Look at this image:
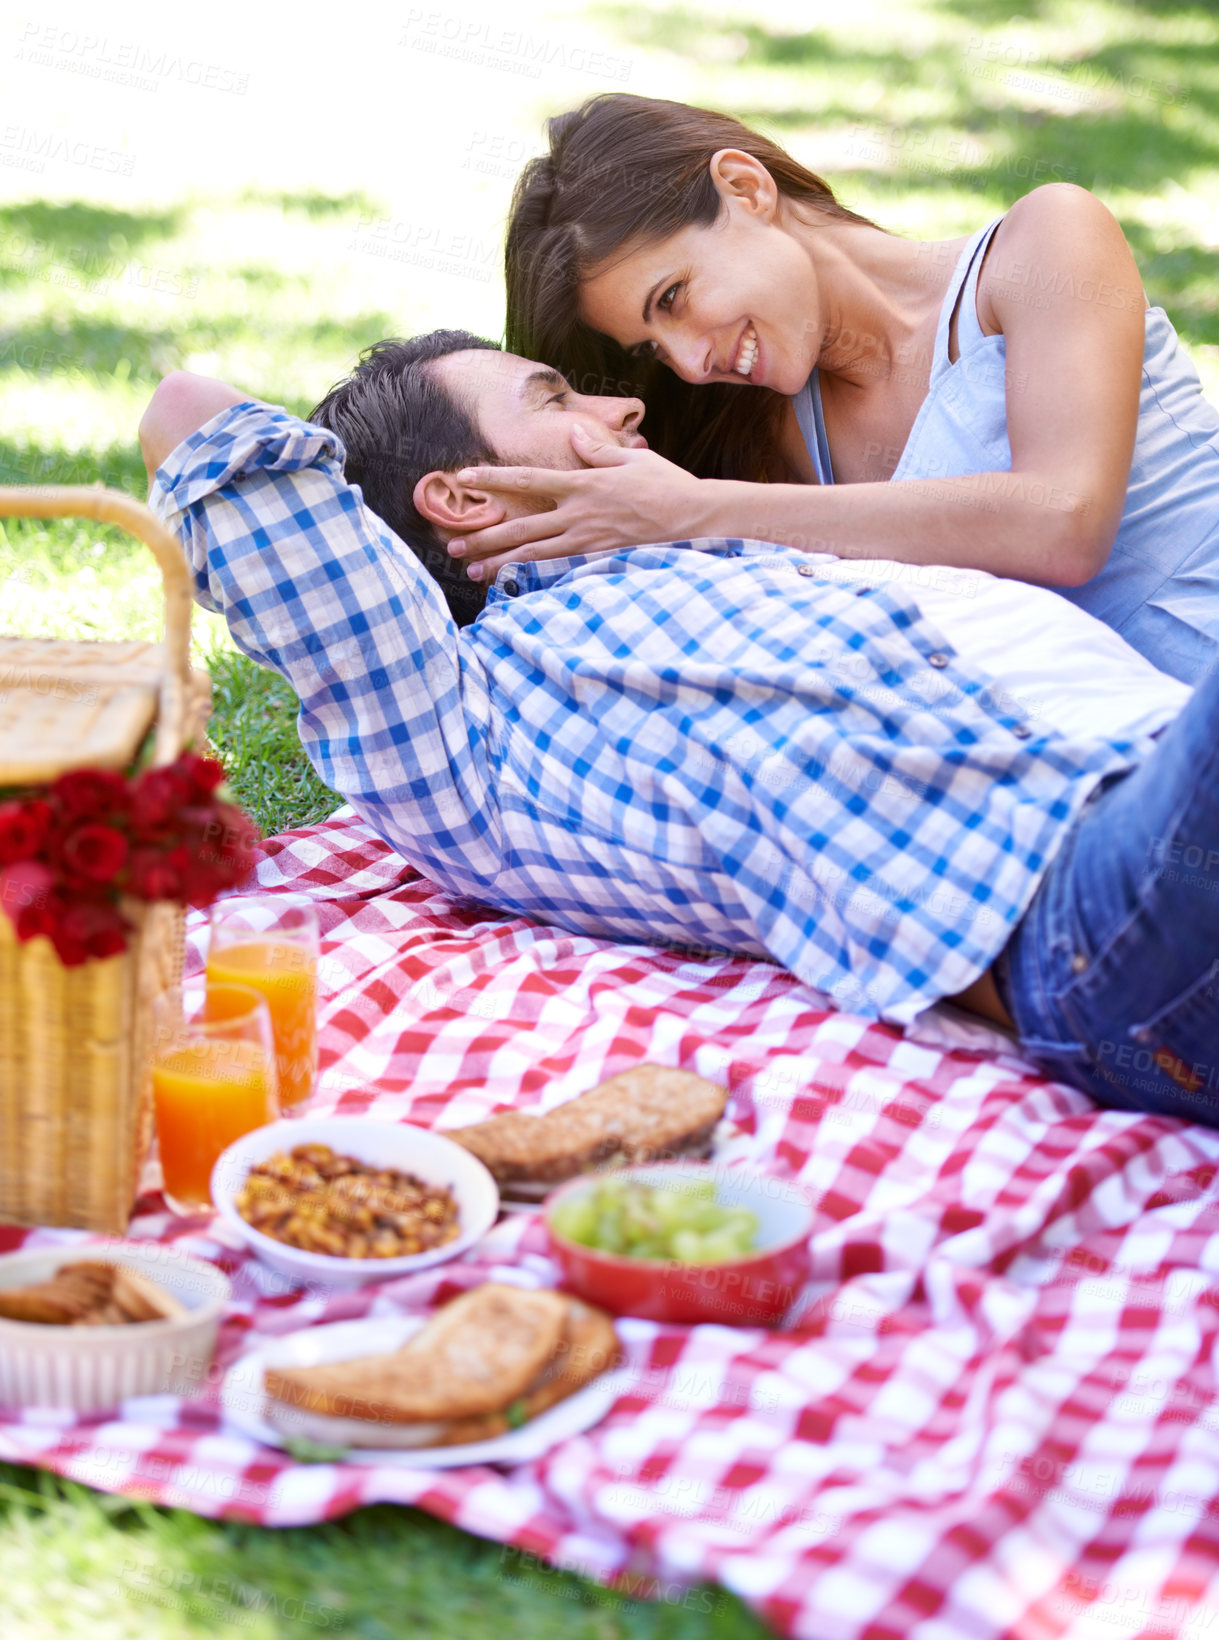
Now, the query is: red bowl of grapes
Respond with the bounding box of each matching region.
[544,1163,815,1326]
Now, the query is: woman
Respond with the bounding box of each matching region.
[451,94,1219,685]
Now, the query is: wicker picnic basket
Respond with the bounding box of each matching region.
[0,486,211,1232]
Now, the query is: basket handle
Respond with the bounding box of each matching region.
[0,484,193,764]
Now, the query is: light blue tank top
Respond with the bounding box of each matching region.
[792,218,1219,685]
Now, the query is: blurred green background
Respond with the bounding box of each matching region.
[1,0,1217,1633]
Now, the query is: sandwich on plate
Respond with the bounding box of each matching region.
[262,1283,620,1449]
[448,1064,728,1202]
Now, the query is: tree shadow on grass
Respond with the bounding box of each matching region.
[0,434,155,589]
[0,188,389,255]
[0,309,402,394]
[235,186,385,220]
[0,432,146,496]
[0,194,404,392]
[0,200,185,259]
[927,0,1215,23]
[595,5,1216,176]
[592,5,1218,343]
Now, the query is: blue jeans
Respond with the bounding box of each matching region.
[995,660,1219,1124]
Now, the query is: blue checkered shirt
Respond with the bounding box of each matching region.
[152,402,1155,1026]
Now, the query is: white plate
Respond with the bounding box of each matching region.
[221,1313,628,1468]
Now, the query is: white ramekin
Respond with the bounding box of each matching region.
[0,1240,231,1411]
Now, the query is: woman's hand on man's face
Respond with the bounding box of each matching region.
[446,424,703,581]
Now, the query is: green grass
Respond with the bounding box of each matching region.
[204,647,339,837]
[0,1465,767,1638]
[2,0,1217,1630]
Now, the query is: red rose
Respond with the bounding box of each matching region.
[56,899,130,964]
[47,909,88,966]
[174,805,256,906]
[129,765,193,836]
[177,752,227,802]
[0,799,53,865]
[50,768,130,823]
[61,823,129,884]
[208,802,262,872]
[0,861,58,939]
[161,843,200,906]
[127,846,184,901]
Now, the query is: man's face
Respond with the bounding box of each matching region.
[414,348,647,543]
[436,347,645,468]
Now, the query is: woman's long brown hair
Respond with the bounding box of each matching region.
[505,94,879,484]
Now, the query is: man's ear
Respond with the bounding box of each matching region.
[413,471,507,535]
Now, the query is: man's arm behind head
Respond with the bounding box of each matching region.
[138,371,257,485]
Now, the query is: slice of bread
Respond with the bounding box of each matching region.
[448,1065,728,1190]
[430,1296,621,1446]
[263,1284,570,1424]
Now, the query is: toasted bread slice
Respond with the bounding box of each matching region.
[432,1297,621,1446]
[493,1131,717,1203]
[449,1066,728,1190]
[263,1284,570,1424]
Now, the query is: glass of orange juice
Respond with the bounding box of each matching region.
[151,982,279,1214]
[206,896,320,1112]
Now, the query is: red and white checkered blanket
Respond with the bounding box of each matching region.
[4,810,1219,1640]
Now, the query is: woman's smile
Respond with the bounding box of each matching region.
[731,322,759,381]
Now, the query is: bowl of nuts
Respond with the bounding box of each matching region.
[211,1118,500,1290]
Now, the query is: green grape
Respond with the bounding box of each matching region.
[694,1227,746,1263]
[552,1178,762,1262]
[622,1193,661,1244]
[652,1190,692,1229]
[671,1229,706,1263]
[550,1197,598,1245]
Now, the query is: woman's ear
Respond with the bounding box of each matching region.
[708,149,779,221]
[413,471,507,535]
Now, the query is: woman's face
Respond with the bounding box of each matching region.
[578,165,823,398]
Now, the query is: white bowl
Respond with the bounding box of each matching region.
[211,1117,500,1292]
[0,1241,231,1411]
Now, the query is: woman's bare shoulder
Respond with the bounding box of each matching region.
[999,183,1126,252]
[978,185,1145,331]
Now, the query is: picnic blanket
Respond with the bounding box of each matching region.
[3,808,1219,1640]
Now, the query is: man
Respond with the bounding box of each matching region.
[138,333,1219,1122]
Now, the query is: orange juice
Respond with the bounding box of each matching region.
[206,938,318,1108]
[152,1039,274,1210]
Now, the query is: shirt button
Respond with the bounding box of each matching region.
[1012,725,1032,739]
[797,563,817,577]
[1071,953,1089,974]
[928,652,949,668]
[501,578,520,597]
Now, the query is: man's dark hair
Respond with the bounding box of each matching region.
[309,330,501,628]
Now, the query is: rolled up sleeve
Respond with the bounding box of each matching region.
[149,401,501,894]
